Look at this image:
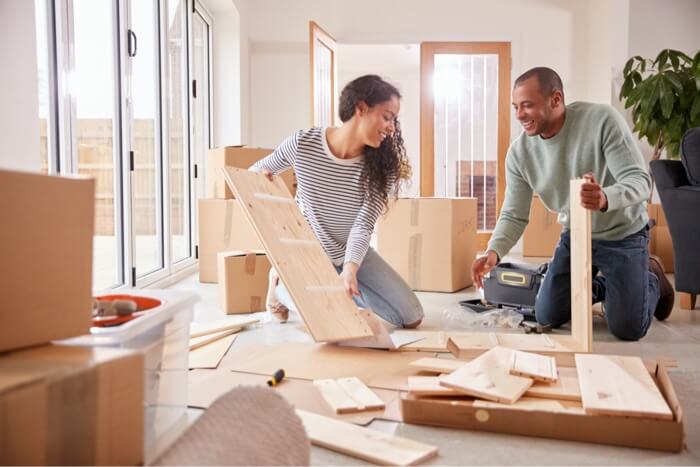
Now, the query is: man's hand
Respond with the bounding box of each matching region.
[340,262,361,297]
[261,168,274,181]
[471,250,499,289]
[580,173,608,211]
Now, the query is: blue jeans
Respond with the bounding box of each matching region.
[535,226,660,341]
[275,248,424,327]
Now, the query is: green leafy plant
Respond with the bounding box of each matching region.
[620,49,700,159]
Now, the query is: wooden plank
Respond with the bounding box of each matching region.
[510,350,558,382]
[314,379,361,414]
[409,357,464,374]
[222,168,374,342]
[188,334,237,369]
[473,397,585,415]
[407,377,462,397]
[525,366,581,401]
[336,377,385,411]
[570,178,593,352]
[439,346,533,404]
[189,316,258,338]
[296,409,438,465]
[446,334,578,366]
[189,328,236,350]
[575,354,673,420]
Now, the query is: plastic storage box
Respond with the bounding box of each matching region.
[59,289,197,463]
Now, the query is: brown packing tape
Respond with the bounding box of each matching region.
[409,199,420,227]
[250,296,262,311]
[244,252,257,275]
[224,201,233,244]
[47,369,98,464]
[408,234,422,289]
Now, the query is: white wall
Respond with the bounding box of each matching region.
[245,0,618,152]
[338,44,421,196]
[0,0,40,172]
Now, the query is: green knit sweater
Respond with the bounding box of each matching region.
[487,102,651,259]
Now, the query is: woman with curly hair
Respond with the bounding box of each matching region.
[250,74,423,328]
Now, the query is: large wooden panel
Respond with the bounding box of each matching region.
[575,354,673,420]
[222,168,373,342]
[439,346,533,403]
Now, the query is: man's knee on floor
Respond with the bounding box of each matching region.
[535,307,569,329]
[608,320,647,341]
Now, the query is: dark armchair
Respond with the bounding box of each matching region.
[650,127,700,309]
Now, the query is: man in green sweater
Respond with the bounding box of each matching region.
[472,67,674,340]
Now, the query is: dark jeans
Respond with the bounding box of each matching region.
[535,226,660,341]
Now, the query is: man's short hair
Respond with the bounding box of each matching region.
[514,67,564,98]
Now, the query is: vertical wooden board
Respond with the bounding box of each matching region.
[575,354,673,420]
[314,379,361,414]
[569,179,592,352]
[439,346,533,404]
[336,377,385,411]
[510,350,558,382]
[296,409,438,465]
[525,366,581,401]
[222,168,373,342]
[408,357,464,374]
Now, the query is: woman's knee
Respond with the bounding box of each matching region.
[400,299,424,328]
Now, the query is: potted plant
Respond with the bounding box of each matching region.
[619,48,700,160]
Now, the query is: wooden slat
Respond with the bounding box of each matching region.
[525,366,581,401]
[296,409,438,465]
[439,346,533,404]
[408,357,463,374]
[510,350,558,383]
[189,328,236,351]
[407,377,462,397]
[314,379,361,414]
[188,334,238,369]
[222,168,374,342]
[336,377,385,411]
[473,396,585,415]
[575,354,673,420]
[570,178,593,352]
[189,316,258,338]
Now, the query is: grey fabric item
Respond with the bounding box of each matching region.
[681,127,700,185]
[155,386,310,466]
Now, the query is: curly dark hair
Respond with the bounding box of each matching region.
[338,75,411,207]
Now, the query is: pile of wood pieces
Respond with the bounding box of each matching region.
[188,316,258,369]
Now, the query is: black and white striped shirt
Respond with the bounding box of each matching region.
[250,127,387,266]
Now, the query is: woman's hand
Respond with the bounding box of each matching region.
[261,168,274,181]
[340,262,361,297]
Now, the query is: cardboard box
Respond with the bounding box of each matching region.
[523,195,562,257]
[648,203,674,272]
[400,360,683,452]
[207,146,297,199]
[0,170,94,352]
[376,198,477,292]
[217,251,271,314]
[198,199,263,283]
[0,344,144,465]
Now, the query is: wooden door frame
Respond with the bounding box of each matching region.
[309,21,338,127]
[420,42,511,251]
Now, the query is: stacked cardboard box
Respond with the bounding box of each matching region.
[218,251,271,314]
[376,198,478,293]
[199,146,296,283]
[0,169,145,465]
[522,195,562,258]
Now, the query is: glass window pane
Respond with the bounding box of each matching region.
[73,0,121,289]
[192,12,210,201]
[166,0,191,263]
[131,0,163,276]
[35,0,50,174]
[434,53,499,230]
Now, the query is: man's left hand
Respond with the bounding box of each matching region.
[580,173,608,211]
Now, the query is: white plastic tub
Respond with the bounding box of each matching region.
[60,289,197,464]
